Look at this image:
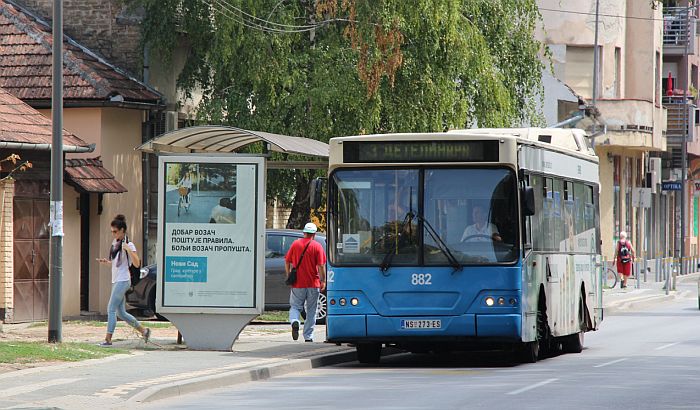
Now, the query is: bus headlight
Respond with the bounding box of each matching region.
[497,297,505,306]
[485,297,495,307]
[509,298,517,306]
[350,298,359,306]
[339,298,347,306]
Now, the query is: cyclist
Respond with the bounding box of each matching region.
[178,172,193,210]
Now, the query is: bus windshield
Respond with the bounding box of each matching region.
[329,168,519,266]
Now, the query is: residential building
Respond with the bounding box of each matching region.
[537,0,667,262]
[661,1,700,259]
[0,0,162,320]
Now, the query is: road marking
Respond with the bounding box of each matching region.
[655,342,681,350]
[593,358,628,368]
[0,378,83,398]
[506,378,557,395]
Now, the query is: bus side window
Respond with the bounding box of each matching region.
[543,177,555,251]
[523,174,532,250]
[563,181,575,252]
[530,175,544,251]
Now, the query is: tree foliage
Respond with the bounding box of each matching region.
[134,0,547,227]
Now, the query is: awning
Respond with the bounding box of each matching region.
[64,158,127,193]
[136,126,329,158]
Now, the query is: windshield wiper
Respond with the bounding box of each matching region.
[414,213,463,273]
[379,210,414,274]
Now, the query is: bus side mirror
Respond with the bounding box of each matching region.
[310,178,324,209]
[522,186,536,216]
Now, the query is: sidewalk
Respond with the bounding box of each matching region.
[603,272,700,312]
[0,323,354,409]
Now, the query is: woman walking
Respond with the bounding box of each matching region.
[96,214,151,346]
[614,231,636,289]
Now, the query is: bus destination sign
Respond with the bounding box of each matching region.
[343,140,499,163]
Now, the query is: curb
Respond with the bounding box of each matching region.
[128,349,356,403]
[604,290,693,313]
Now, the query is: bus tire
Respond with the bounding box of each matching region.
[518,341,539,363]
[562,295,586,354]
[356,343,382,364]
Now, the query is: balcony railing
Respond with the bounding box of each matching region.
[663,7,697,54]
[662,96,694,143]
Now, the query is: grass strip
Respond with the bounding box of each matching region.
[0,342,127,364]
[29,320,173,329]
[256,311,288,322]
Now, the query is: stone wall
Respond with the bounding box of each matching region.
[15,0,143,77]
[0,179,14,322]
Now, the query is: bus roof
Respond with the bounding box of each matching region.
[447,128,595,159]
[330,128,597,162]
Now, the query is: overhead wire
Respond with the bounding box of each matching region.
[539,7,681,23]
[206,0,328,33]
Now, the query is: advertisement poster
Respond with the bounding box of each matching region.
[160,160,259,308]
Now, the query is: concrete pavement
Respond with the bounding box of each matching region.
[0,275,697,409]
[0,324,353,409]
[603,271,700,313]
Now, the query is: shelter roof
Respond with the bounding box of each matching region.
[138,126,329,159]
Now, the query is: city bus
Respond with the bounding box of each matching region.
[315,128,603,363]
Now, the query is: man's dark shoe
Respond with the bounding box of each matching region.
[305,339,313,343]
[291,321,299,341]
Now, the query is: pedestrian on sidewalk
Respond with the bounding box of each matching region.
[285,222,326,342]
[96,214,151,346]
[614,231,636,289]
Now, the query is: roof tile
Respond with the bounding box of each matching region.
[0,86,88,146]
[64,158,127,193]
[0,0,161,104]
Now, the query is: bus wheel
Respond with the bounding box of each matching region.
[562,295,585,354]
[518,341,539,363]
[356,343,382,364]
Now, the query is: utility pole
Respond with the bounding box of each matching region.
[591,0,600,146]
[677,5,692,291]
[48,0,63,343]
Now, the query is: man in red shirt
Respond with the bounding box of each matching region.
[285,222,327,342]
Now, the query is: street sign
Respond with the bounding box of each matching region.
[662,181,682,191]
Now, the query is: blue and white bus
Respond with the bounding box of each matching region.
[318,128,602,363]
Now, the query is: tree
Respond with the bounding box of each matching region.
[135,0,547,227]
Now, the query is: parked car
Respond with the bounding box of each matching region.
[126,229,328,323]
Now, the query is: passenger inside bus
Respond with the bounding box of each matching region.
[460,204,502,242]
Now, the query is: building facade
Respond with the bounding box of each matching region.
[0,0,162,320]
[662,0,700,260]
[537,0,667,263]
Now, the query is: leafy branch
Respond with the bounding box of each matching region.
[0,154,33,182]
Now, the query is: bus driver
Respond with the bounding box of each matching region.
[460,204,502,242]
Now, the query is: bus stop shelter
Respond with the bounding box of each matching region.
[135,125,329,350]
[137,125,329,167]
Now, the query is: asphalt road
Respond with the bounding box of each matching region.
[146,295,700,410]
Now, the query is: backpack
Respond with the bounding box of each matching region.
[619,240,631,264]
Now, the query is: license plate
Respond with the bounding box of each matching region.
[400,319,441,329]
